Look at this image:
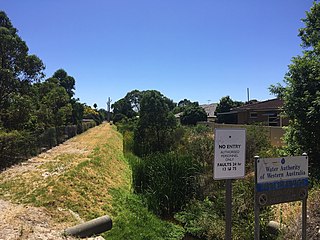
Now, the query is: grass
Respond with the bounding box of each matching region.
[272,180,320,239]
[105,188,184,240]
[0,123,184,239]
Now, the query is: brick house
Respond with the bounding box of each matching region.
[217,98,288,127]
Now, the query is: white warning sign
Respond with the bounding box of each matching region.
[214,128,246,179]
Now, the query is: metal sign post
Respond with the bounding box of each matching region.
[225,179,232,240]
[254,156,260,240]
[214,128,246,240]
[302,197,307,240]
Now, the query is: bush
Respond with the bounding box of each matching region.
[123,131,134,153]
[0,130,37,170]
[81,121,96,133]
[182,127,214,167]
[175,176,276,240]
[129,152,201,217]
[66,125,77,138]
[245,124,272,172]
[39,127,57,148]
[113,113,127,124]
[77,123,84,134]
[0,122,97,171]
[171,124,277,239]
[56,125,68,144]
[175,198,225,239]
[115,117,137,135]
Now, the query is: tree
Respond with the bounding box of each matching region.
[298,2,320,49]
[52,69,75,97]
[270,2,320,177]
[215,96,243,123]
[112,89,177,121]
[70,99,84,125]
[0,11,44,129]
[112,90,143,119]
[173,99,198,114]
[112,98,136,119]
[124,89,143,112]
[133,90,177,156]
[98,108,108,121]
[1,93,35,130]
[180,106,207,125]
[34,78,72,128]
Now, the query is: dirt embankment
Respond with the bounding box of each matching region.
[0,123,120,240]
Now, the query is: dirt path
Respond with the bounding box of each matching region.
[0,123,115,240]
[0,199,73,240]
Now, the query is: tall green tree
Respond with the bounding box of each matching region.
[52,69,75,98]
[215,96,243,123]
[133,90,177,156]
[112,89,176,121]
[0,11,44,129]
[180,106,207,125]
[112,90,142,120]
[125,89,143,112]
[112,98,136,120]
[52,69,83,125]
[270,2,320,177]
[173,99,199,114]
[34,78,72,128]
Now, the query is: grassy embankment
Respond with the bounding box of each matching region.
[0,123,184,239]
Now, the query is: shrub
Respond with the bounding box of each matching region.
[0,122,97,170]
[81,121,96,132]
[77,123,84,134]
[123,131,134,153]
[115,117,137,135]
[183,129,214,167]
[175,198,225,239]
[0,130,37,170]
[66,125,77,138]
[113,113,127,124]
[56,125,68,144]
[39,127,57,148]
[129,152,201,217]
[245,124,272,172]
[175,176,276,240]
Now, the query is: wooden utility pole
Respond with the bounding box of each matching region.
[107,97,112,122]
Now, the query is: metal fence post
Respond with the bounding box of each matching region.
[254,156,260,240]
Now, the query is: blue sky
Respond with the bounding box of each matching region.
[1,1,314,109]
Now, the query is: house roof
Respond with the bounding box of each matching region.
[231,98,283,112]
[174,103,218,118]
[200,103,217,118]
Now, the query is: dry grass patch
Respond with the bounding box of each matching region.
[271,187,320,239]
[0,123,130,224]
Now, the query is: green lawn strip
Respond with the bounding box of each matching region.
[104,188,185,240]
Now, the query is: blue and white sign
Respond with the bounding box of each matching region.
[256,156,308,192]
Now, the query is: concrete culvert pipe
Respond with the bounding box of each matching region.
[267,221,280,235]
[64,215,112,238]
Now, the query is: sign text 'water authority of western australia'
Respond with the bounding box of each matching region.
[214,128,246,180]
[255,156,308,206]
